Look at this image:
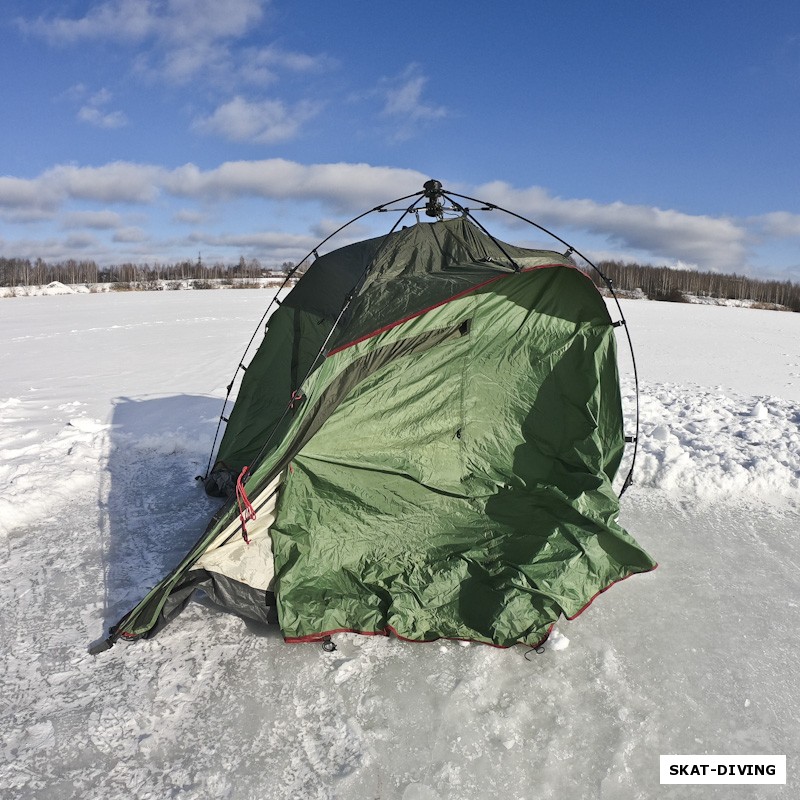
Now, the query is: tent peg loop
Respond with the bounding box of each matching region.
[524,646,546,661]
[321,636,337,653]
[88,636,115,655]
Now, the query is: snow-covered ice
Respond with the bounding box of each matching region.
[1,291,798,798]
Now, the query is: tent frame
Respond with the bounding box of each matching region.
[201,180,640,497]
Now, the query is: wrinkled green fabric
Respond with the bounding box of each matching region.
[214,305,330,470]
[216,217,572,472]
[269,267,654,646]
[114,218,655,646]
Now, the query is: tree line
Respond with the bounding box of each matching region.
[2,253,799,311]
[587,260,800,311]
[0,256,300,287]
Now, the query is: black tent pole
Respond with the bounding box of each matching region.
[204,182,641,498]
[200,190,425,481]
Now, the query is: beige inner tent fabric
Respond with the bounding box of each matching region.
[193,472,283,592]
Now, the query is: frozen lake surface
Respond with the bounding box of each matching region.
[1,290,798,798]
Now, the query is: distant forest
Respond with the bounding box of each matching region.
[0,256,297,287]
[1,254,799,311]
[588,260,800,311]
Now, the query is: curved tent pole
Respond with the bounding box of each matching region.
[201,190,425,481]
[203,182,640,497]
[439,188,640,497]
[240,193,432,476]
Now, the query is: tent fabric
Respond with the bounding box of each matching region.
[112,217,655,648]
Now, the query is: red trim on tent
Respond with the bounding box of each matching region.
[283,622,553,651]
[565,563,659,621]
[285,626,389,643]
[281,565,657,649]
[327,262,576,356]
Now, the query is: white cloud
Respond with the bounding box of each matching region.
[381,65,448,122]
[20,0,158,43]
[0,157,784,272]
[0,208,55,224]
[149,38,226,85]
[0,234,116,264]
[0,163,162,212]
[237,45,333,86]
[192,96,321,144]
[162,159,427,210]
[753,212,800,238]
[78,106,128,129]
[89,87,113,105]
[471,181,749,272]
[67,86,129,129]
[44,163,163,204]
[173,209,209,225]
[64,233,98,250]
[0,176,51,209]
[21,0,263,44]
[62,211,123,229]
[21,0,272,86]
[374,64,448,141]
[113,227,149,243]
[187,230,316,251]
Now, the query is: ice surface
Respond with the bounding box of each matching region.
[1,291,798,798]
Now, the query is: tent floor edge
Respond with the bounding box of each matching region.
[87,636,115,656]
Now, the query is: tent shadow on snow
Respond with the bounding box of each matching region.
[102,394,280,637]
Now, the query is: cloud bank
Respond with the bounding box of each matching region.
[192,97,321,144]
[20,0,266,84]
[471,181,749,271]
[0,158,794,272]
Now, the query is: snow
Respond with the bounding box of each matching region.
[0,279,286,298]
[1,291,799,798]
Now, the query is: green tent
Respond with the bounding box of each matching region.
[105,197,655,651]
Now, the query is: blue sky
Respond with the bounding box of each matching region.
[1,1,799,279]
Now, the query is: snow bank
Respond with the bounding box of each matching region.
[629,383,800,503]
[0,278,287,298]
[42,281,76,295]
